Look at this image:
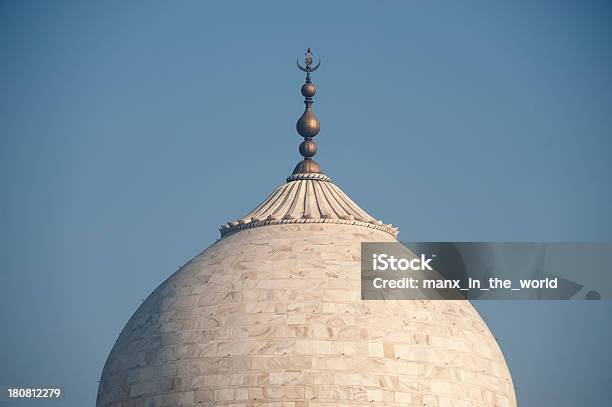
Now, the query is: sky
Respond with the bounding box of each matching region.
[1,1,611,405]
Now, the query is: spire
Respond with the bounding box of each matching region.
[293,48,322,176]
[218,50,398,238]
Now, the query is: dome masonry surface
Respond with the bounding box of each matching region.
[97,50,516,407]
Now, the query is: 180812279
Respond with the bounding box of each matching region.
[5,388,62,399]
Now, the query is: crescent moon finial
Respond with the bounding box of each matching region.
[296,48,321,74]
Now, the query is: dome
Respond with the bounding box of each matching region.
[97,49,516,407]
[98,223,516,407]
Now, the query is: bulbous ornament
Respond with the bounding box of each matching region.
[301,83,316,98]
[296,110,320,138]
[299,139,317,158]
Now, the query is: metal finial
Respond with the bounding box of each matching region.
[293,48,322,176]
[297,48,321,78]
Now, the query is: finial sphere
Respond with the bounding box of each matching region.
[299,139,317,158]
[301,83,316,98]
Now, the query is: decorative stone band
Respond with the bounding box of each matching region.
[220,174,398,238]
[220,217,398,237]
[286,172,331,182]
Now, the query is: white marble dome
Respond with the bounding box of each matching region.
[97,173,516,407]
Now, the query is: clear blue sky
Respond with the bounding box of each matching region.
[1,1,611,405]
